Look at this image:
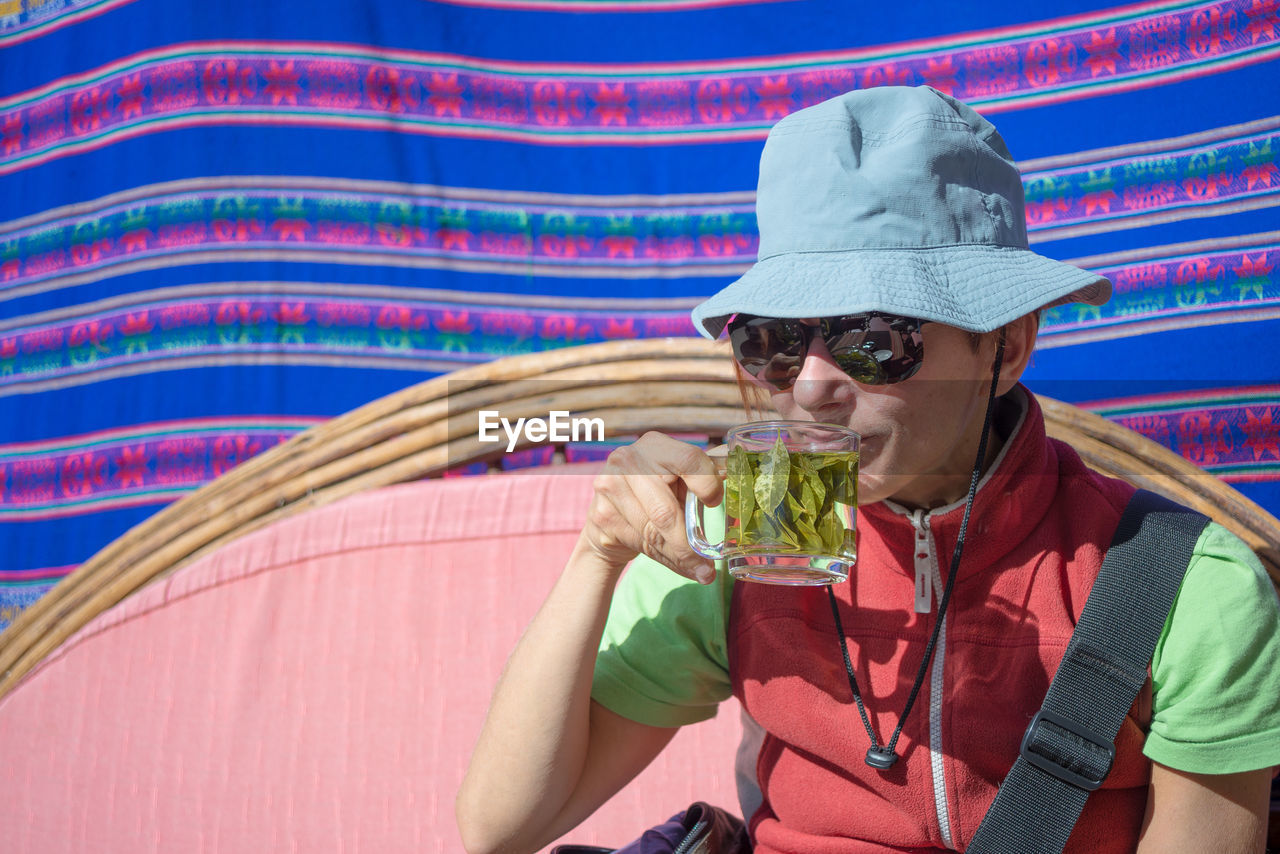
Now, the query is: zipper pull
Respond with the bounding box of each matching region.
[913,511,932,614]
[915,562,932,613]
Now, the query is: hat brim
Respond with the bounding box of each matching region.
[691,245,1111,338]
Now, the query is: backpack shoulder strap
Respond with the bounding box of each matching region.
[966,489,1211,854]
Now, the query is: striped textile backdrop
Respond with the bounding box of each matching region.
[1,0,1278,630]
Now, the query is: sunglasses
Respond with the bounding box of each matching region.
[726,312,925,389]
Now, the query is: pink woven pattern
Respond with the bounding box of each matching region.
[0,467,741,853]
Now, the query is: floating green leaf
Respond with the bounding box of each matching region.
[754,435,790,515]
[799,474,824,518]
[792,510,821,549]
[724,446,747,521]
[818,508,845,555]
[824,451,859,505]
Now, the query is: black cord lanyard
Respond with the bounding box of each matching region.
[829,338,1006,769]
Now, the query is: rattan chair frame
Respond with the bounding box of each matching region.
[2,337,1277,700]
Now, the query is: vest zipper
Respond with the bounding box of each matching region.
[910,508,956,850]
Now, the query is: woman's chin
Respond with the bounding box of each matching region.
[856,473,903,507]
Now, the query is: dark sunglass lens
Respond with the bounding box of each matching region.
[822,317,881,383]
[830,348,885,384]
[823,314,923,384]
[729,316,808,389]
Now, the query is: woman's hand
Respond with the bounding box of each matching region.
[580,431,725,583]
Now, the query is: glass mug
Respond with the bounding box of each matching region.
[685,420,860,585]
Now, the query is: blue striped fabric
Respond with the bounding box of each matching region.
[2,0,1278,628]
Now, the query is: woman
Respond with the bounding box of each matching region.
[456,86,1280,853]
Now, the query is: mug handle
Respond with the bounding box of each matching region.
[685,489,728,559]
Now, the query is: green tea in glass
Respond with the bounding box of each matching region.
[686,421,859,585]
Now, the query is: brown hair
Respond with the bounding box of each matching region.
[733,359,775,419]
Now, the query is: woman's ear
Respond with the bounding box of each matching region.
[995,312,1040,396]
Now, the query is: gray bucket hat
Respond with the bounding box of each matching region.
[691,86,1110,338]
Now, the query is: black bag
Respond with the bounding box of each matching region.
[551,801,751,854]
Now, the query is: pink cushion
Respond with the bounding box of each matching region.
[0,467,741,852]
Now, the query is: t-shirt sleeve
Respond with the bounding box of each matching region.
[1144,522,1280,774]
[591,550,735,728]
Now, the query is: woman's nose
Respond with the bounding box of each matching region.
[788,333,856,416]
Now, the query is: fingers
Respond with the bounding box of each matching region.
[586,432,722,583]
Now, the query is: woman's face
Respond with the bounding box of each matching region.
[766,322,1016,510]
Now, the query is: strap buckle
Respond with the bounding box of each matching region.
[1019,710,1115,792]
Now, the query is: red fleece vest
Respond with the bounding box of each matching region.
[729,390,1144,853]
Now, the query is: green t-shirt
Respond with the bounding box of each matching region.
[592,520,1280,775]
